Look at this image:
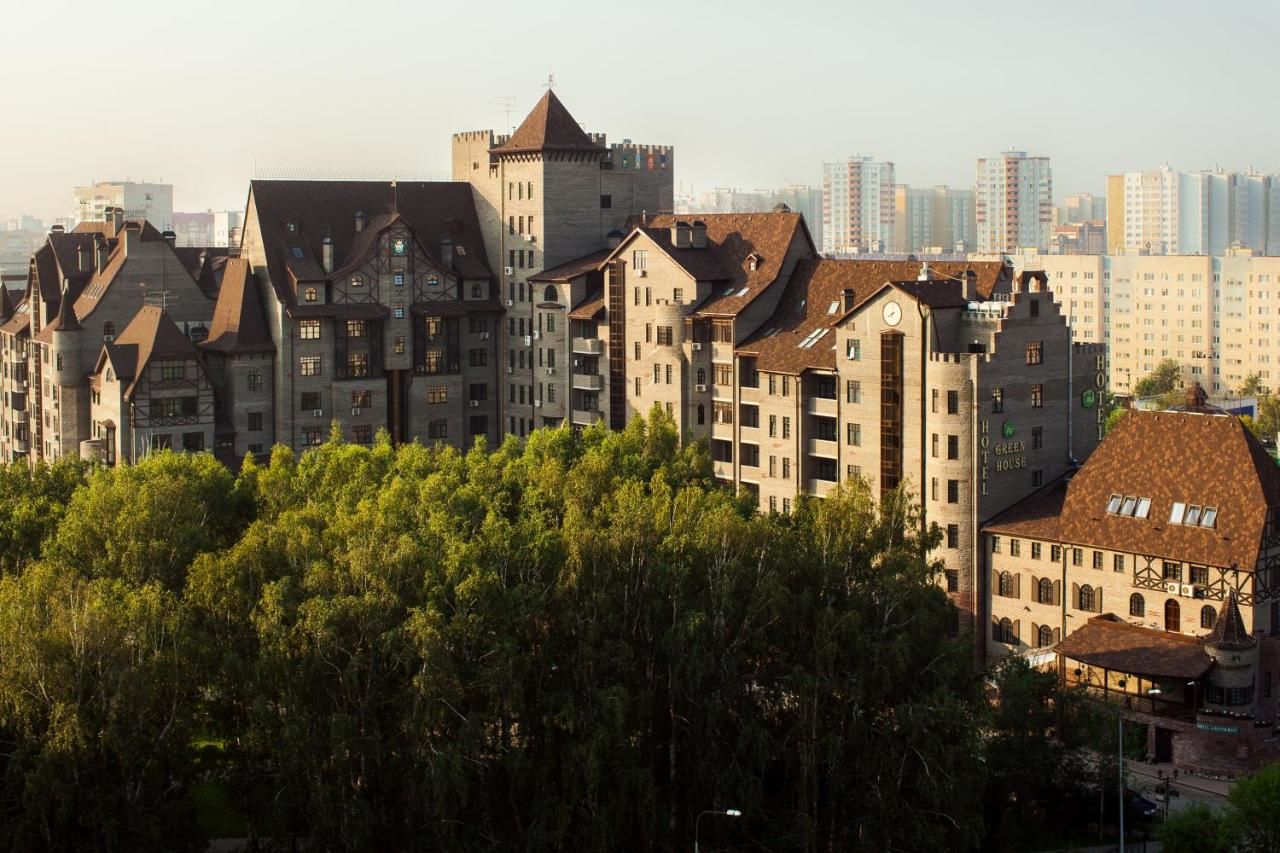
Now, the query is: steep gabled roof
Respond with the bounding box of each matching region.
[100,305,203,396]
[530,249,611,283]
[1205,590,1255,650]
[202,258,274,354]
[1054,614,1212,680]
[491,91,605,156]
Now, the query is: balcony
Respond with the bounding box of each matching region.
[807,438,839,458]
[571,408,603,426]
[13,410,27,424]
[713,460,734,482]
[806,478,837,498]
[572,373,604,391]
[806,396,838,417]
[572,337,604,356]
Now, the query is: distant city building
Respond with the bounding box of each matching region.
[1049,220,1106,255]
[976,151,1052,254]
[73,181,173,231]
[893,185,976,254]
[1106,166,1280,256]
[678,186,822,251]
[172,210,244,248]
[3,216,44,233]
[1054,192,1106,227]
[822,156,895,254]
[0,225,48,279]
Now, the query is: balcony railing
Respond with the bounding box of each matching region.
[571,409,603,426]
[807,437,839,458]
[806,396,838,416]
[571,337,604,356]
[572,373,604,391]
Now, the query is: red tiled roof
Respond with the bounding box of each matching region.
[1054,614,1212,680]
[491,91,605,156]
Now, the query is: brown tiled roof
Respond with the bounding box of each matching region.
[983,477,1069,537]
[1054,614,1212,680]
[1056,410,1280,571]
[568,288,605,320]
[101,306,203,396]
[248,180,493,308]
[491,91,605,156]
[35,286,83,343]
[0,299,30,336]
[1205,591,1255,650]
[616,213,811,317]
[202,258,274,354]
[735,258,997,375]
[530,249,611,282]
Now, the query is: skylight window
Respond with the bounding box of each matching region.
[1135,498,1151,519]
[828,301,840,314]
[1107,494,1123,514]
[1119,496,1137,516]
[722,286,736,296]
[291,247,304,259]
[798,328,830,349]
[1201,507,1218,528]
[736,287,749,297]
[1169,502,1186,524]
[1184,505,1202,526]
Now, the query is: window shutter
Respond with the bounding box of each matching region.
[1054,580,1061,606]
[1031,622,1039,645]
[1096,589,1103,613]
[1014,573,1021,599]
[991,618,1000,641]
[1031,575,1039,601]
[1012,619,1020,645]
[1053,628,1061,644]
[1072,582,1079,609]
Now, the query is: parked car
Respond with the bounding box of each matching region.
[1125,789,1159,819]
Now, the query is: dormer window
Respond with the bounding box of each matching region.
[351,275,364,288]
[1201,507,1218,528]
[304,287,317,303]
[1169,502,1186,524]
[1107,494,1122,514]
[286,221,297,233]
[1184,505,1202,526]
[747,253,761,272]
[102,321,115,342]
[291,247,304,259]
[1135,498,1151,519]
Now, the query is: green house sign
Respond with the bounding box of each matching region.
[1001,421,1015,439]
[1082,389,1097,409]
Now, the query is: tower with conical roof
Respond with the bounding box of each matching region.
[1201,590,1259,716]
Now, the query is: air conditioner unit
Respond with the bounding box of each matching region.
[312,409,323,418]
[1181,583,1197,598]
[529,235,537,244]
[479,331,490,340]
[691,342,703,351]
[505,299,514,307]
[523,335,532,346]
[1165,581,1181,594]
[533,330,542,340]
[572,357,581,368]
[504,266,515,276]
[469,400,480,408]
[637,269,647,277]
[351,407,361,416]
[545,367,556,376]
[695,384,708,392]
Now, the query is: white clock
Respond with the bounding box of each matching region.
[882,300,902,327]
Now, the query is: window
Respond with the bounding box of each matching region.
[352,390,372,408]
[394,302,405,319]
[846,380,861,403]
[666,364,672,384]
[947,435,959,459]
[632,250,648,272]
[945,570,959,592]
[714,364,732,386]
[946,524,959,548]
[300,356,321,376]
[1038,578,1054,604]
[932,389,938,413]
[299,320,320,340]
[247,412,263,432]
[346,320,366,338]
[1114,554,1125,572]
[1164,598,1180,632]
[247,368,262,392]
[846,339,861,360]
[1130,593,1145,617]
[1201,605,1216,629]
[350,274,364,288]
[345,353,369,377]
[103,321,115,340]
[947,479,959,503]
[352,425,373,445]
[158,360,185,381]
[673,288,683,303]
[1026,341,1043,365]
[393,335,405,355]
[1051,544,1062,562]
[428,420,448,440]
[1029,298,1039,317]
[997,572,1014,597]
[1031,384,1043,408]
[600,194,612,209]
[469,383,488,402]
[1190,566,1209,585]
[782,417,790,439]
[1032,542,1042,560]
[1037,625,1054,648]
[1010,539,1021,557]
[1169,501,1186,524]
[300,391,322,411]
[992,387,1004,412]
[991,535,1001,554]
[1201,507,1218,528]
[302,426,323,447]
[427,386,447,404]
[847,423,861,445]
[994,618,1015,645]
[947,390,959,414]
[149,397,198,419]
[469,416,487,436]
[1163,562,1182,582]
[1078,585,1095,612]
[768,415,777,437]
[782,457,790,479]
[304,287,317,303]
[1032,426,1043,450]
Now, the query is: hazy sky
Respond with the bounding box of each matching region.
[3,0,1278,221]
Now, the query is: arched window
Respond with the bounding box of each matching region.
[1201,605,1216,629]
[304,287,317,303]
[994,618,1015,645]
[697,368,706,386]
[1165,598,1180,632]
[1037,625,1054,648]
[1038,578,1054,605]
[103,321,115,340]
[106,368,113,382]
[1079,585,1095,612]
[1130,593,1145,618]
[696,404,705,425]
[544,285,557,303]
[998,572,1014,597]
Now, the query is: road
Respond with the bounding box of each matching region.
[1126,761,1232,817]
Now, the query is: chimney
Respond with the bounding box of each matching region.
[49,224,65,234]
[354,211,367,233]
[162,230,176,246]
[671,220,692,249]
[690,220,707,249]
[440,238,454,270]
[77,242,91,273]
[962,269,977,302]
[109,207,124,237]
[321,236,334,273]
[95,235,109,273]
[917,261,931,281]
[606,230,624,250]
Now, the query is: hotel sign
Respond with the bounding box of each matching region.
[1196,721,1239,735]
[980,419,1027,495]
[1093,354,1107,440]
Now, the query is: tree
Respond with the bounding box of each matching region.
[1256,395,1280,441]
[1229,761,1280,853]
[1133,359,1182,399]
[1239,373,1266,397]
[1105,406,1128,435]
[1159,804,1234,853]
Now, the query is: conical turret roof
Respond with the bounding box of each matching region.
[1204,589,1255,651]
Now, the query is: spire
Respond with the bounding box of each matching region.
[48,282,82,332]
[1205,589,1255,651]
[491,90,605,156]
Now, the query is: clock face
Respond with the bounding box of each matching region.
[882,300,902,326]
[391,238,407,256]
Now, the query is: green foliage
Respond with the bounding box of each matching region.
[1159,804,1233,853]
[0,458,87,575]
[0,418,992,852]
[1256,394,1280,440]
[1105,405,1128,435]
[1133,358,1182,399]
[1229,762,1280,853]
[1239,372,1266,397]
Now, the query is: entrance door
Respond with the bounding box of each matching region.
[1154,727,1174,763]
[1164,598,1180,632]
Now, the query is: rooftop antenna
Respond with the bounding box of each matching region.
[544,71,555,92]
[391,179,398,213]
[493,96,517,133]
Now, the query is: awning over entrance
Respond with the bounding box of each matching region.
[1054,614,1212,681]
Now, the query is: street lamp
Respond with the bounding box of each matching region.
[1156,768,1180,821]
[695,808,741,853]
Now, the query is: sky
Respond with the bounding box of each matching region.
[3,0,1278,222]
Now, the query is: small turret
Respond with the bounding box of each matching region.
[48,283,83,386]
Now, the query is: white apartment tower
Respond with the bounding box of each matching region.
[822,156,895,254]
[976,152,1052,254]
[73,181,174,231]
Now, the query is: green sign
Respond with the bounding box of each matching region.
[1082,389,1097,409]
[1001,421,1015,439]
[1196,721,1239,734]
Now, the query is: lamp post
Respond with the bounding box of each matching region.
[1156,768,1180,821]
[694,808,741,853]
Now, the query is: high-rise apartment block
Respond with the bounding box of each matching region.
[73,181,174,231]
[1106,166,1280,256]
[822,156,895,254]
[172,211,244,248]
[893,185,977,254]
[976,151,1052,254]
